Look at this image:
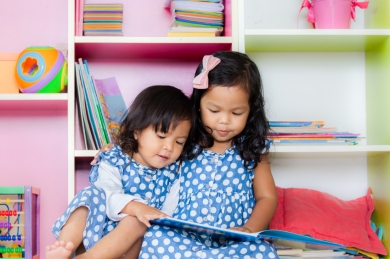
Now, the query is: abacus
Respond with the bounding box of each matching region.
[0,186,40,259]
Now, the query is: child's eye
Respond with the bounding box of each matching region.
[209,109,218,113]
[233,112,243,116]
[176,141,184,145]
[157,134,165,139]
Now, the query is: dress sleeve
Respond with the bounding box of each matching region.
[93,160,146,221]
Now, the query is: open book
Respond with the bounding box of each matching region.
[150,217,345,251]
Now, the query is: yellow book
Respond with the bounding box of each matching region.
[167,32,216,37]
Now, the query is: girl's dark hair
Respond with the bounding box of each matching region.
[117,85,193,161]
[189,51,269,168]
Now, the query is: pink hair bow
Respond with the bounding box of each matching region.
[351,0,369,21]
[193,55,221,89]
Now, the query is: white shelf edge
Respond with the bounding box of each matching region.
[75,150,99,158]
[75,145,390,159]
[244,29,390,36]
[0,93,68,101]
[74,36,233,44]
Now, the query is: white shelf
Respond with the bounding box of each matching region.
[75,36,234,44]
[0,93,68,110]
[245,29,390,52]
[74,145,390,160]
[75,150,98,157]
[269,145,390,158]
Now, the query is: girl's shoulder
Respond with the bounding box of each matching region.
[98,144,130,165]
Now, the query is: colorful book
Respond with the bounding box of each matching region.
[268,121,326,127]
[167,31,216,37]
[75,63,97,150]
[93,77,127,143]
[270,126,338,134]
[150,217,345,250]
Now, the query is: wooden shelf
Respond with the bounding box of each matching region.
[0,93,68,110]
[245,29,390,52]
[75,36,234,59]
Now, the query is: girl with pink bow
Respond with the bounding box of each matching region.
[139,51,279,258]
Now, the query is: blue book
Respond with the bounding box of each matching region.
[150,217,345,250]
[268,121,325,127]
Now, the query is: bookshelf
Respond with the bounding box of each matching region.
[239,0,390,254]
[3,0,388,256]
[69,0,390,255]
[68,0,238,197]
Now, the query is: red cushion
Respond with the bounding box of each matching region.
[270,187,387,255]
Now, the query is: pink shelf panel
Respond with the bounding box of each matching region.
[0,99,67,110]
[75,42,233,60]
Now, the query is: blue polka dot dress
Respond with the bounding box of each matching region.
[52,145,179,250]
[139,145,278,259]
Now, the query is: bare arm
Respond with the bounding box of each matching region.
[94,159,168,227]
[233,154,278,233]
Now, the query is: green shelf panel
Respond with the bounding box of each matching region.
[245,29,390,52]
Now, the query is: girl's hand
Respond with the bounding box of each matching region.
[90,143,114,165]
[229,226,253,233]
[126,201,169,228]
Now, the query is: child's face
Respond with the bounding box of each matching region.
[200,85,250,147]
[132,120,191,169]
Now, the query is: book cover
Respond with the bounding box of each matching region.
[93,77,127,143]
[150,217,345,250]
[75,63,97,150]
[76,61,102,149]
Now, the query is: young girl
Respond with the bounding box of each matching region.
[138,51,279,258]
[93,51,279,258]
[46,85,193,259]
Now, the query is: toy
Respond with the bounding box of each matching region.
[0,186,40,259]
[15,46,68,93]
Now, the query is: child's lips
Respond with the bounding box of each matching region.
[217,130,229,136]
[158,154,169,161]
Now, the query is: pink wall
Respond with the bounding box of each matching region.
[0,0,68,256]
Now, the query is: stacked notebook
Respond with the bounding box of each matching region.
[267,120,363,145]
[83,4,123,36]
[166,0,224,37]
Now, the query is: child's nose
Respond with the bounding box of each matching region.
[163,141,173,152]
[219,113,230,124]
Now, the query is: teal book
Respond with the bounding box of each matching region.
[150,217,345,251]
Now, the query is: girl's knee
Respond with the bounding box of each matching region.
[120,216,147,235]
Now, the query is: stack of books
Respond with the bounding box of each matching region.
[166,0,224,37]
[267,120,363,145]
[83,4,123,36]
[75,58,127,150]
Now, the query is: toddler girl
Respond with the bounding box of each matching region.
[46,85,193,259]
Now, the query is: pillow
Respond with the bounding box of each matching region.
[270,187,387,255]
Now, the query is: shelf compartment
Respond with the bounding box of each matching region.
[245,29,390,52]
[0,93,68,110]
[270,145,390,158]
[75,37,233,59]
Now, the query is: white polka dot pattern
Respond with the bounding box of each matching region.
[139,146,278,258]
[52,145,178,250]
